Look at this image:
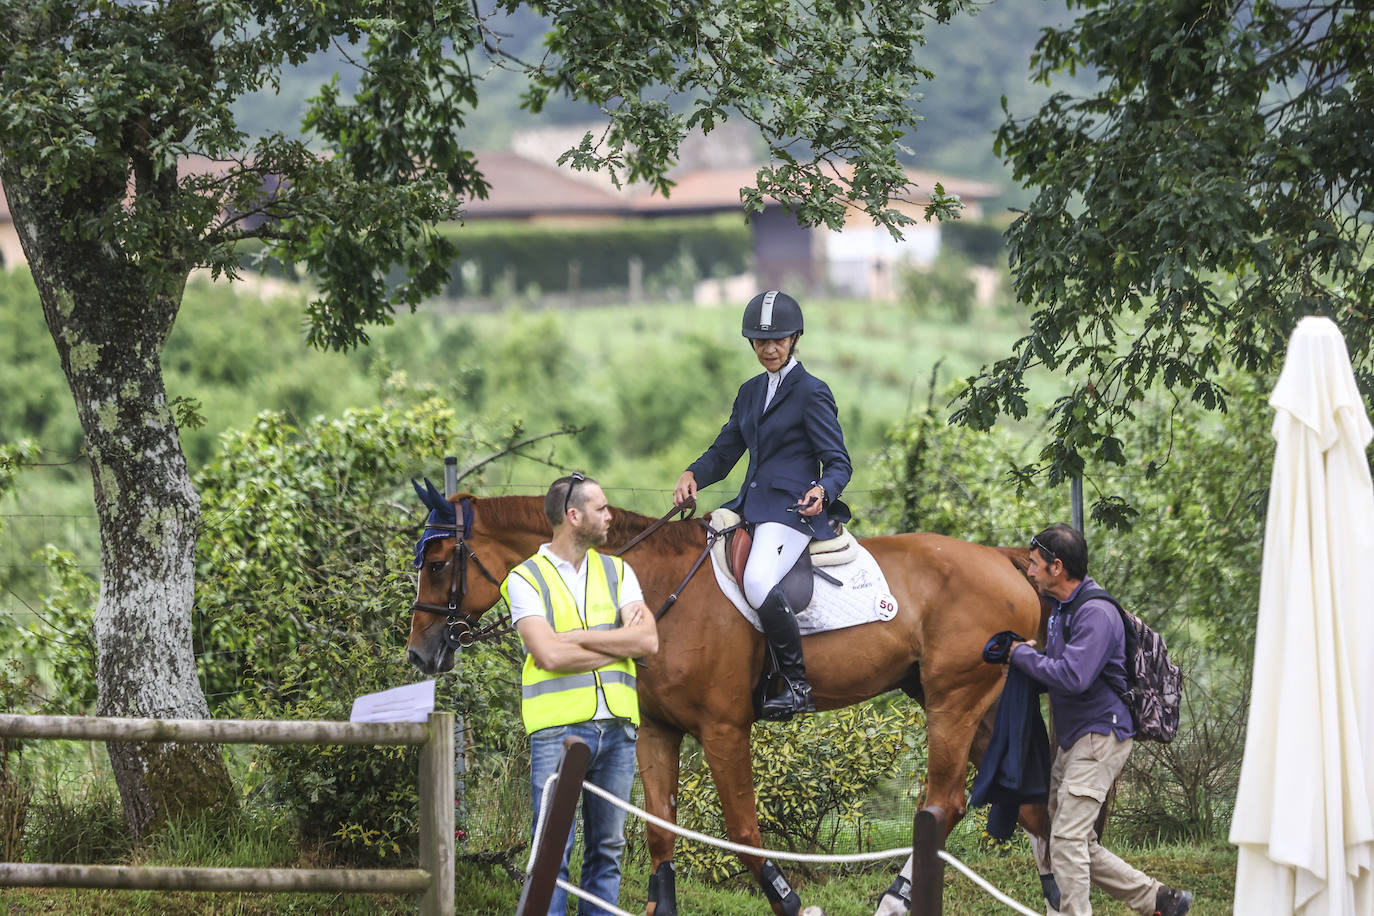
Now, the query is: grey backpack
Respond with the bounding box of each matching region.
[1063,588,1182,743]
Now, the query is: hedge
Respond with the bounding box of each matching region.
[437,215,752,296]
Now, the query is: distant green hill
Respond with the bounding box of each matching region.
[232,2,1092,205]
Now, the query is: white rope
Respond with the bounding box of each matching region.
[938,850,1042,916]
[554,878,638,916]
[532,770,1036,915]
[581,779,913,863]
[525,770,561,872]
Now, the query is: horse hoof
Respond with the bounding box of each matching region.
[872,891,908,916]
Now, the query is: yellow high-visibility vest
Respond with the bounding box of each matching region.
[502,549,640,733]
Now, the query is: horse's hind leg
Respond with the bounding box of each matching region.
[697,720,803,916]
[638,715,684,916]
[871,683,995,916]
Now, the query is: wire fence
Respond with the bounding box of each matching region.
[0,500,943,869]
[1,471,1251,866]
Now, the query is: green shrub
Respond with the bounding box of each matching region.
[674,701,924,881]
[0,659,38,862]
[190,393,527,863]
[192,398,468,705]
[900,253,979,323]
[2,548,99,715]
[869,383,1054,542]
[246,643,431,865]
[243,636,519,865]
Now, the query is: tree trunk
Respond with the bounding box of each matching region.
[1,169,232,839]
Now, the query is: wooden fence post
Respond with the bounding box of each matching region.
[911,805,947,916]
[420,711,455,916]
[515,737,590,916]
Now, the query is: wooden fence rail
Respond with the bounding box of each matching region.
[0,712,454,915]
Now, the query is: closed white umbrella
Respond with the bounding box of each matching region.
[1231,315,1374,915]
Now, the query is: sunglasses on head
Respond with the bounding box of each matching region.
[1030,535,1059,564]
[562,473,586,518]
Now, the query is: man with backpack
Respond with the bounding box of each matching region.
[1009,523,1193,916]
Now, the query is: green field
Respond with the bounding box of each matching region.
[1,278,1043,614]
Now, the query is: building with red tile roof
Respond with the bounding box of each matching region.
[3,141,999,301]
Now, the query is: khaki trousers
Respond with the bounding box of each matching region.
[1048,732,1160,915]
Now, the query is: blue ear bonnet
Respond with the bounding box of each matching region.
[412,477,467,569]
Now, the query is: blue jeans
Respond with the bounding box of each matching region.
[529,719,637,916]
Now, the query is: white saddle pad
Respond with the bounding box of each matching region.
[705,510,899,635]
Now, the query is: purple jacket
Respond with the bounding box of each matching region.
[1010,577,1133,749]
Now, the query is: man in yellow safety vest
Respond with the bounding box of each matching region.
[501,473,658,916]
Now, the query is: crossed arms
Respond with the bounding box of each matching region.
[516,601,659,674]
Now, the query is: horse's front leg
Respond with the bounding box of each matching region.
[698,720,803,916]
[638,714,684,916]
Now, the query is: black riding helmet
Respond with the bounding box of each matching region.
[741,290,804,340]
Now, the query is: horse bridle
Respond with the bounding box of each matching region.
[411,495,724,648]
[409,506,513,649]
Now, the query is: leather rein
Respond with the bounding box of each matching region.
[411,496,731,647]
[605,498,741,621]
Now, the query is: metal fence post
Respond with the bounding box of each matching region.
[911,805,947,916]
[420,711,455,916]
[444,456,469,828]
[515,737,590,916]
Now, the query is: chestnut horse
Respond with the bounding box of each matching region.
[405,493,1052,915]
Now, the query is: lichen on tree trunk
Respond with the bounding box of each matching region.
[1,167,233,839]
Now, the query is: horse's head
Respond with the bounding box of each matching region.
[405,481,546,674]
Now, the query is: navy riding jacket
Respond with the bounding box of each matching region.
[970,634,1052,839]
[687,360,851,539]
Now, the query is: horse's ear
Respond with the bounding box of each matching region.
[411,477,452,517]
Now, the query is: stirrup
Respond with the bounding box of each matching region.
[760,680,814,721]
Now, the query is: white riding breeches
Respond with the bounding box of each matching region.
[741,521,811,609]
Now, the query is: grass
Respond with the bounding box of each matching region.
[3,800,418,915]
[446,838,1237,915]
[1,774,1238,915]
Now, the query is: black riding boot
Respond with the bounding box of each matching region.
[756,585,814,720]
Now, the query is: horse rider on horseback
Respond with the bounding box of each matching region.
[673,290,852,720]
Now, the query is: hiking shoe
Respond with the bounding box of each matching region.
[1154,886,1193,916]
